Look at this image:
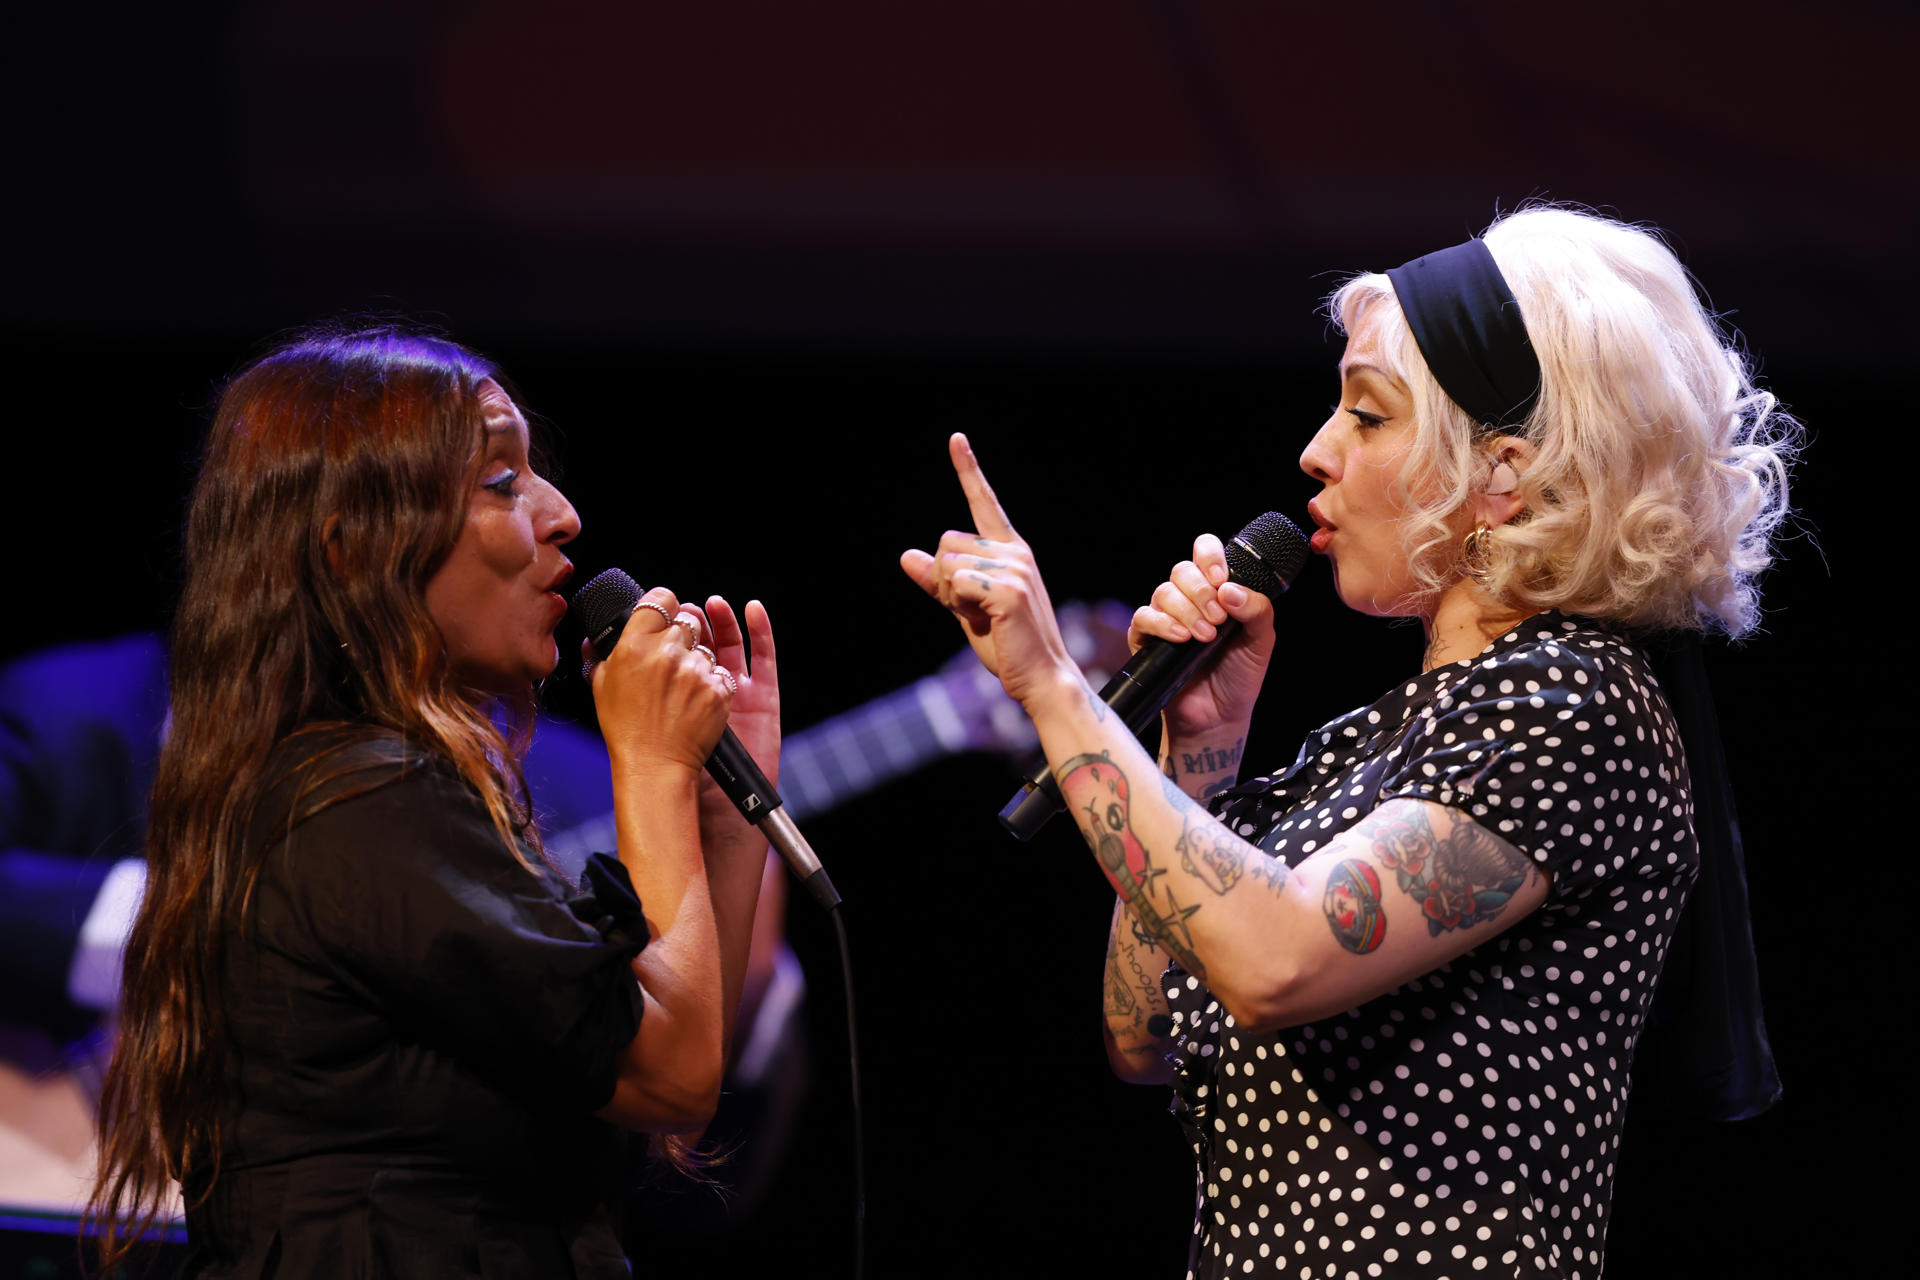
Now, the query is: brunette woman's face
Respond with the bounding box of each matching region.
[425,381,580,694]
[1298,310,1428,617]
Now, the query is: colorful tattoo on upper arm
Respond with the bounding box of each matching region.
[1323,805,1538,952]
[1375,806,1534,935]
[1324,860,1387,953]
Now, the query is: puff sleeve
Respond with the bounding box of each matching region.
[260,757,647,1115]
[1376,621,1698,903]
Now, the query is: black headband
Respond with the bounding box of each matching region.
[1385,238,1541,434]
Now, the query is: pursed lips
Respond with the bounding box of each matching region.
[1307,500,1337,554]
[539,560,575,625]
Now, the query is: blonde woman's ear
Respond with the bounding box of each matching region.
[1478,439,1533,526]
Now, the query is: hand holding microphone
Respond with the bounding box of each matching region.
[575,570,840,910]
[997,512,1304,838]
[579,584,736,775]
[1129,529,1287,744]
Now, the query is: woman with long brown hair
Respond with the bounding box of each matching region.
[88,325,776,1276]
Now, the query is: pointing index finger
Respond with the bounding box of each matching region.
[949,432,1017,542]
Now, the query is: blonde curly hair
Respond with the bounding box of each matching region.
[1329,205,1798,636]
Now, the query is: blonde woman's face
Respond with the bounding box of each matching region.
[425,381,581,695]
[1299,311,1428,618]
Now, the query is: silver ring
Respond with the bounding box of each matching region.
[716,666,738,695]
[632,600,674,627]
[666,615,701,644]
[692,643,716,666]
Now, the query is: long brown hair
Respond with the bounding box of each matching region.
[88,323,545,1267]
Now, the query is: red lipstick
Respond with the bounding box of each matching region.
[1307,501,1336,554]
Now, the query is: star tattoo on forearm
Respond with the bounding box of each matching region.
[1059,752,1205,977]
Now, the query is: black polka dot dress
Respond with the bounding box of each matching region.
[1164,614,1696,1280]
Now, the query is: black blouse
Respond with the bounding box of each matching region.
[185,729,647,1279]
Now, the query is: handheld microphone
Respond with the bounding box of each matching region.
[998,512,1308,841]
[573,569,841,910]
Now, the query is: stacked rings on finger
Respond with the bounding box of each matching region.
[632,600,675,627]
[692,644,716,666]
[667,615,701,644]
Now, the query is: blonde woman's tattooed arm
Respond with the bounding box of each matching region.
[1044,693,1550,1032]
[902,433,1549,1036]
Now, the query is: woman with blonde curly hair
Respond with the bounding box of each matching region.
[905,205,1793,1278]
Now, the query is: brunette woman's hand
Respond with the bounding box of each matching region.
[899,434,1082,712]
[1129,534,1277,742]
[693,595,780,845]
[587,586,735,776]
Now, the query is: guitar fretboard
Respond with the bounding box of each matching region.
[544,674,976,861]
[776,675,963,820]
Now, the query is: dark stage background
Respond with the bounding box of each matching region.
[6,2,1909,1275]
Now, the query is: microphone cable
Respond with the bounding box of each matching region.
[573,569,865,1275]
[829,899,866,1280]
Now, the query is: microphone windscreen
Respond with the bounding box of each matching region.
[573,568,643,659]
[1225,512,1308,596]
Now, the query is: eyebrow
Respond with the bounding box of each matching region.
[1340,361,1392,382]
[481,417,533,446]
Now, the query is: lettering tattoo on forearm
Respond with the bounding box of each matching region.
[1105,915,1170,1055]
[1179,737,1243,778]
[1103,943,1138,1021]
[1322,805,1536,953]
[1170,736,1245,802]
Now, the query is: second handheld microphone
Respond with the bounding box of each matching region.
[573,569,841,910]
[998,512,1308,841]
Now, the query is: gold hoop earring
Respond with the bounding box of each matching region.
[1461,523,1494,585]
